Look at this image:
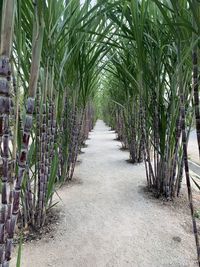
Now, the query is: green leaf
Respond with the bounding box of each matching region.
[16,234,23,267]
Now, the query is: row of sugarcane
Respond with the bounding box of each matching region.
[22,96,95,228]
[0,0,107,266]
[100,0,200,265]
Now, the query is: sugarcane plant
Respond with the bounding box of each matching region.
[0,1,15,265]
[100,0,200,264]
[0,0,107,265]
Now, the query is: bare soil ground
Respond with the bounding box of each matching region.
[11,120,197,267]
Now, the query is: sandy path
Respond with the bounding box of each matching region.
[12,120,197,267]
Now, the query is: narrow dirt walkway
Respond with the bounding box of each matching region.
[12,120,197,267]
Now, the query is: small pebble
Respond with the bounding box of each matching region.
[172,236,181,242]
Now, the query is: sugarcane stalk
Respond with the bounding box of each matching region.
[60,94,70,181]
[47,101,52,182]
[58,97,65,180]
[67,105,77,179]
[192,4,200,157]
[69,108,84,180]
[178,40,200,265]
[176,153,184,197]
[65,105,72,180]
[24,166,33,227]
[50,101,56,169]
[5,73,17,262]
[5,2,44,264]
[33,87,41,226]
[37,103,46,227]
[180,93,200,264]
[0,1,15,265]
[43,103,49,225]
